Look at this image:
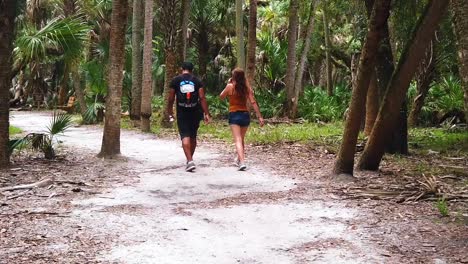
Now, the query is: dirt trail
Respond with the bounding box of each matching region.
[7,112,387,263]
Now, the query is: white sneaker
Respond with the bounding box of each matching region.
[238,163,247,171]
[186,161,196,172]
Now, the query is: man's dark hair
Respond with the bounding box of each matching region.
[181,61,194,72]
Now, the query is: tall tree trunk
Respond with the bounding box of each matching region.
[364,73,379,136]
[236,0,245,68]
[246,0,257,86]
[285,0,299,118]
[323,2,333,96]
[141,0,154,132]
[332,0,392,176]
[409,41,435,126]
[0,0,17,168]
[160,0,180,127]
[72,67,87,119]
[130,0,144,122]
[178,0,190,62]
[451,0,468,122]
[197,27,209,80]
[99,0,129,158]
[358,0,450,171]
[291,0,317,118]
[58,65,70,106]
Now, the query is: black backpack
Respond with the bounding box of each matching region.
[176,77,199,108]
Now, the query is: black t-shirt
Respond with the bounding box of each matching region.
[170,73,204,118]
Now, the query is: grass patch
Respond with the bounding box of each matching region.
[409,127,468,153]
[199,120,345,147]
[9,126,22,135]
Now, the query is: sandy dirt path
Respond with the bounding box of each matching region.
[7,112,386,264]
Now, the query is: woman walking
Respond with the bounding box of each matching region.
[220,68,264,170]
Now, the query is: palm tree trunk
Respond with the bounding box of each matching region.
[130,0,144,122]
[364,73,379,136]
[0,0,17,168]
[291,0,317,118]
[246,0,257,86]
[285,0,299,118]
[451,0,468,122]
[236,0,245,68]
[178,0,190,62]
[358,0,450,171]
[141,0,154,132]
[159,0,180,127]
[99,0,129,158]
[323,2,333,96]
[58,64,70,106]
[72,67,87,119]
[332,0,392,176]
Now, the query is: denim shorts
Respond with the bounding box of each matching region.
[228,111,250,127]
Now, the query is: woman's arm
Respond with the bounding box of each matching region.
[219,83,233,100]
[248,88,264,127]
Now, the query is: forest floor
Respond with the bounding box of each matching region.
[1,111,467,264]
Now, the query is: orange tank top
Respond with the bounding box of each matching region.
[228,90,248,112]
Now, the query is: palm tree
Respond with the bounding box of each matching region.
[160,0,180,128]
[358,0,450,171]
[451,0,468,122]
[99,0,129,157]
[141,0,154,132]
[0,0,18,167]
[236,0,245,68]
[332,0,392,176]
[178,0,190,61]
[285,0,299,117]
[246,0,257,85]
[130,0,144,123]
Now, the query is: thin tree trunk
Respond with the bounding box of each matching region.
[130,0,144,122]
[159,0,180,127]
[358,0,450,171]
[178,0,190,62]
[57,65,70,106]
[99,0,129,158]
[364,73,379,136]
[141,0,154,132]
[285,0,299,117]
[72,67,87,119]
[236,0,245,68]
[323,2,333,96]
[291,0,318,118]
[409,41,435,126]
[451,0,468,122]
[0,0,17,168]
[332,0,392,176]
[162,50,177,127]
[246,0,257,86]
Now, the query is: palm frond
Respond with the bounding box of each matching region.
[47,111,73,135]
[15,16,90,65]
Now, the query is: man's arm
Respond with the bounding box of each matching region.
[198,88,211,123]
[167,89,176,118]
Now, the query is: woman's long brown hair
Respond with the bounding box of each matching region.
[232,68,248,98]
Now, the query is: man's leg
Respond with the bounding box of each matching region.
[182,137,193,162]
[190,137,197,156]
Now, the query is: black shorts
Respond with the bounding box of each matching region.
[228,111,250,127]
[177,111,203,139]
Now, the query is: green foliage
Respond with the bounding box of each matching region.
[435,198,449,217]
[298,84,351,122]
[408,75,464,125]
[9,112,73,159]
[14,16,90,65]
[409,127,468,152]
[254,88,286,118]
[206,94,229,118]
[9,126,22,135]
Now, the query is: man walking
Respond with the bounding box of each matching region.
[167,62,211,172]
